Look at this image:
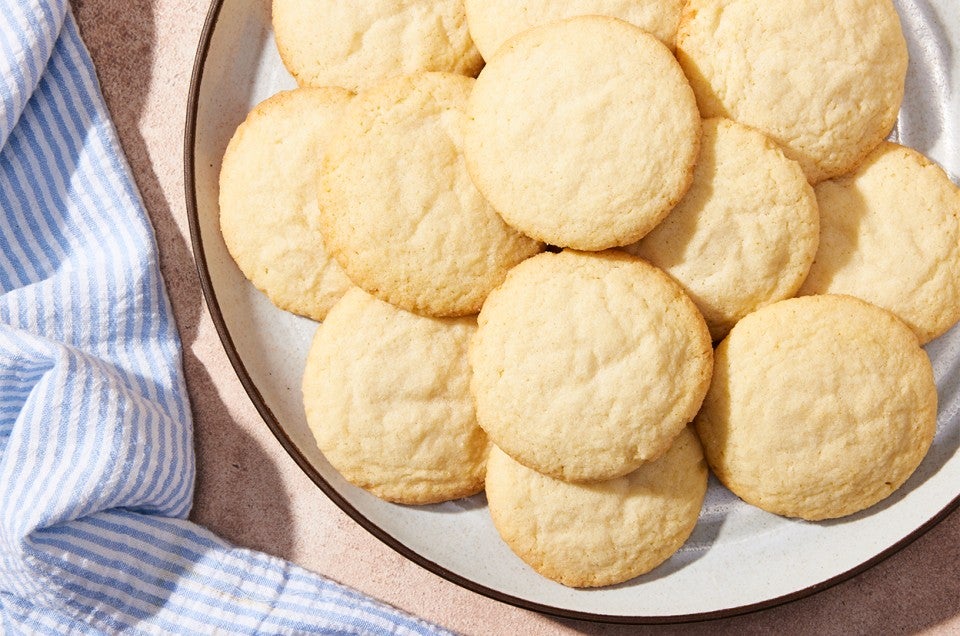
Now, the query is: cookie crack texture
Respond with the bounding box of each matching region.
[272,0,483,92]
[302,288,488,505]
[694,295,936,520]
[318,72,542,317]
[676,0,907,183]
[471,250,713,482]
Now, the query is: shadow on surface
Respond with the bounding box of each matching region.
[73,0,296,559]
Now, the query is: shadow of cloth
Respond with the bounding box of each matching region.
[71,0,297,558]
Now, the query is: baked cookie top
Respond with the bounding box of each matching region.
[626,118,820,340]
[219,87,354,321]
[301,288,488,505]
[798,142,960,344]
[272,0,483,92]
[470,250,713,482]
[464,16,701,251]
[485,427,707,588]
[676,0,907,183]
[695,295,937,521]
[464,0,685,59]
[318,72,542,317]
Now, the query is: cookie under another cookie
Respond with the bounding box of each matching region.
[626,118,819,341]
[219,87,354,321]
[318,72,542,317]
[485,428,708,588]
[465,0,684,59]
[798,142,960,344]
[302,288,488,505]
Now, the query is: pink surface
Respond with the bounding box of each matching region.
[73,0,959,633]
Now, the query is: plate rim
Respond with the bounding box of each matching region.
[182,0,960,625]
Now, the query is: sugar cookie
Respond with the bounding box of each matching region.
[465,16,701,250]
[219,87,353,321]
[695,295,937,521]
[470,250,713,482]
[302,288,488,505]
[798,142,960,344]
[318,72,542,317]
[272,0,483,92]
[485,428,707,587]
[626,118,819,340]
[676,0,907,183]
[464,0,684,59]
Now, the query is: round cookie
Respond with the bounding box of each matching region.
[676,0,907,183]
[272,0,483,92]
[626,118,820,341]
[318,73,541,317]
[485,428,708,588]
[798,142,960,344]
[470,250,713,482]
[464,16,701,251]
[464,0,685,59]
[301,287,488,505]
[219,87,354,321]
[695,295,937,521]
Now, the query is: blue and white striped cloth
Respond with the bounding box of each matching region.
[0,2,448,633]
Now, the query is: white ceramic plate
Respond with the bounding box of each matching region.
[185,0,960,623]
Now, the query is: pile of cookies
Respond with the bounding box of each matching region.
[218,0,960,588]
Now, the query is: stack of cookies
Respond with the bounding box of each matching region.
[218,0,960,588]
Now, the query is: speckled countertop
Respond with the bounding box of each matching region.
[72,1,959,633]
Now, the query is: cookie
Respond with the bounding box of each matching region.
[798,143,960,344]
[676,0,907,183]
[219,87,354,321]
[464,0,685,59]
[695,295,937,521]
[301,288,488,505]
[470,250,713,482]
[625,118,819,341]
[464,16,701,251]
[318,73,541,317]
[485,428,708,588]
[272,0,483,92]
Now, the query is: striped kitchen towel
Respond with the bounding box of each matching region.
[0,1,449,634]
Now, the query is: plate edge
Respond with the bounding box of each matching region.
[179,0,960,625]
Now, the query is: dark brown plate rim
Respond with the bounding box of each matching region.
[182,0,960,625]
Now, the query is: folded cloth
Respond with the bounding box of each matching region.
[0,2,450,633]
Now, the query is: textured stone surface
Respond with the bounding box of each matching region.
[73,1,959,633]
